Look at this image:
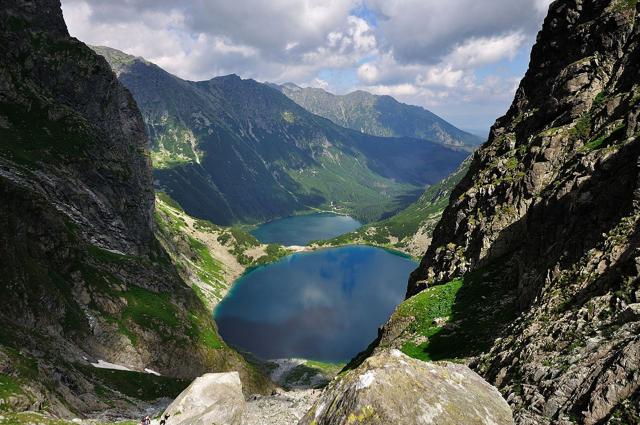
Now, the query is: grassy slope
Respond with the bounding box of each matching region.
[313,160,469,257]
[344,257,518,371]
[155,192,291,308]
[394,260,518,362]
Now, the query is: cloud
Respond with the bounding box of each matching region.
[62,0,370,81]
[445,32,526,69]
[61,0,553,129]
[366,0,551,65]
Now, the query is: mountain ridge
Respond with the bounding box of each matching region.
[271,82,484,148]
[93,45,468,225]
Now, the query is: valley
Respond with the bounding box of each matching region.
[92,46,469,226]
[1,0,639,424]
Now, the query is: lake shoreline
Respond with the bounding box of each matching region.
[214,245,418,363]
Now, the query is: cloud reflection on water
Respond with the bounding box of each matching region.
[214,245,416,362]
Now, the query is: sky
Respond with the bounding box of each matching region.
[61,0,553,134]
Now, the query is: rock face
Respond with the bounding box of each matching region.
[272,83,483,148]
[375,0,639,423]
[162,372,245,425]
[299,349,514,425]
[0,0,270,417]
[93,46,468,225]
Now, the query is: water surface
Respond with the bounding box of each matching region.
[214,245,416,362]
[250,212,361,246]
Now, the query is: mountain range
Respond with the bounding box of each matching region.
[2,0,639,423]
[272,82,484,148]
[93,46,469,225]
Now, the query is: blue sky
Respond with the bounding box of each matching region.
[61,0,551,134]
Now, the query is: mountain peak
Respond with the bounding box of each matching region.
[276,84,483,147]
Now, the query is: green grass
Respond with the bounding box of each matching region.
[570,114,592,141]
[121,286,180,335]
[397,279,463,360]
[580,123,626,153]
[0,412,139,424]
[187,236,225,283]
[76,365,189,402]
[186,312,223,349]
[394,261,518,361]
[254,244,291,265]
[157,191,185,211]
[0,374,23,402]
[592,91,606,109]
[581,136,606,152]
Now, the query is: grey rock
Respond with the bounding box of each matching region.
[299,349,514,425]
[162,372,245,425]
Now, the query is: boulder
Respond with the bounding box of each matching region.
[162,372,245,425]
[299,349,513,425]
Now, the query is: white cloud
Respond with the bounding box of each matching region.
[366,0,550,65]
[445,32,526,69]
[61,0,552,129]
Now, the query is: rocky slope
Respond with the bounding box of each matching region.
[0,0,270,418]
[93,46,468,225]
[314,160,469,257]
[371,0,640,423]
[272,83,484,148]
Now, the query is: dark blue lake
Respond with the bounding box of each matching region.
[249,213,361,246]
[214,245,417,362]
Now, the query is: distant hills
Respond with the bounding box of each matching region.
[93,46,468,225]
[271,83,484,148]
[315,160,469,257]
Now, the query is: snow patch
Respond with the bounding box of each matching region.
[145,368,161,376]
[91,360,132,371]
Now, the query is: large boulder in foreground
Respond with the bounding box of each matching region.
[299,349,513,425]
[162,372,245,425]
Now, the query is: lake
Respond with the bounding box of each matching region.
[250,212,361,246]
[214,245,417,362]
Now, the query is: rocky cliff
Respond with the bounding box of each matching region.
[0,0,270,418]
[374,0,640,423]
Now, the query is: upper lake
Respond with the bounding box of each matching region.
[214,245,417,362]
[249,212,361,246]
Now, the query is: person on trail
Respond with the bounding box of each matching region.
[144,415,151,425]
[160,413,170,425]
